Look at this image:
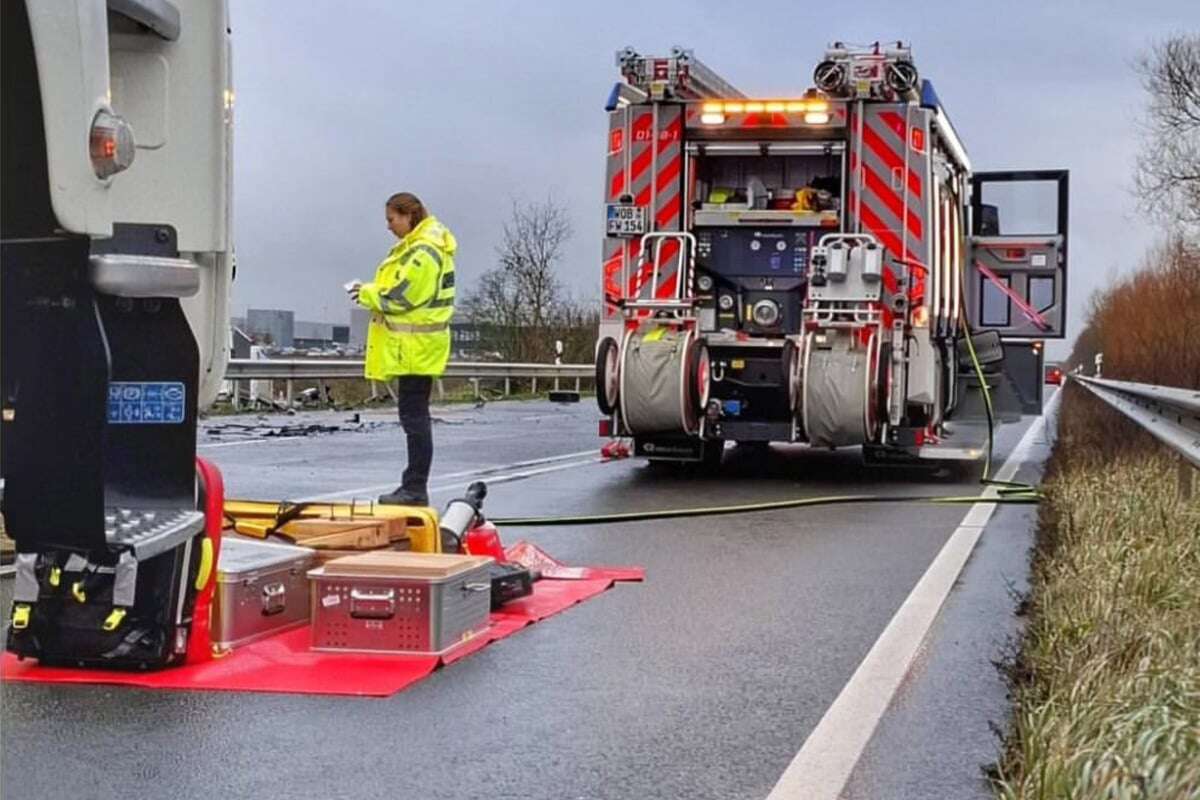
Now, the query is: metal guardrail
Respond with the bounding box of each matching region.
[222,359,594,408]
[225,359,592,381]
[1072,374,1200,467]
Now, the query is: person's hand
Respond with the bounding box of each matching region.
[344,280,363,305]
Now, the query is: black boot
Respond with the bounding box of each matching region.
[378,486,429,506]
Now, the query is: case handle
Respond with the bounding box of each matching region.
[261,583,286,616]
[349,588,396,619]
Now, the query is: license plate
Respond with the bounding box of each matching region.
[606,204,646,237]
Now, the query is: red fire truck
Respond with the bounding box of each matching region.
[594,44,1068,467]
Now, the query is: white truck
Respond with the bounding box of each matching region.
[2,0,233,667]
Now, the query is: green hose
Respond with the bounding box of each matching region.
[490,486,1038,527]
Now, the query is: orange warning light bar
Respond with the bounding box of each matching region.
[699,94,831,125]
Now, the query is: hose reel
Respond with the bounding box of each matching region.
[801,329,882,448]
[618,325,708,436]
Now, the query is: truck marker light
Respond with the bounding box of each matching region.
[804,111,830,125]
[910,128,925,152]
[765,101,786,113]
[89,110,136,180]
[700,112,726,125]
[911,305,930,328]
[745,101,765,113]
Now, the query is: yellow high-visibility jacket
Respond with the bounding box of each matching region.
[357,216,457,379]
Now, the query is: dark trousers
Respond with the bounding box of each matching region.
[396,376,433,496]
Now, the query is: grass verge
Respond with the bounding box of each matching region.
[992,384,1200,798]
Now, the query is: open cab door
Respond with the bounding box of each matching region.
[964,170,1068,416]
[968,170,1069,338]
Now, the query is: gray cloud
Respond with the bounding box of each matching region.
[229,0,1197,357]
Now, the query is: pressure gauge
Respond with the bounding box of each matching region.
[752,299,781,327]
[718,294,735,311]
[696,274,714,293]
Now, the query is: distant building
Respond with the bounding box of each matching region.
[331,325,350,344]
[350,307,372,348]
[246,308,294,347]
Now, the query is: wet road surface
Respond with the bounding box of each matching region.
[1,396,1053,799]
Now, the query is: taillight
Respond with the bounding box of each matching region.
[89,110,136,179]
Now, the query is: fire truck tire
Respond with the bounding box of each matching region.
[595,336,620,416]
[687,339,710,421]
[784,338,802,415]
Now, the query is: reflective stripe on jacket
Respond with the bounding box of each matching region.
[357,215,457,379]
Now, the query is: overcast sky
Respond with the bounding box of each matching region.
[229,0,1196,358]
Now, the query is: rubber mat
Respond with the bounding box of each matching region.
[0,565,642,697]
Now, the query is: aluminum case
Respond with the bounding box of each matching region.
[213,537,315,649]
[309,552,493,655]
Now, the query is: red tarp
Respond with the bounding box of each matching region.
[1,545,642,698]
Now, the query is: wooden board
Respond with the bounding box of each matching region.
[276,520,392,551]
[318,551,493,579]
[310,541,411,566]
[223,499,433,551]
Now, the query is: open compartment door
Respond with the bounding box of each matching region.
[967,170,1069,338]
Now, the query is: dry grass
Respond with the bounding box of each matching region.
[994,238,1200,798]
[994,387,1200,798]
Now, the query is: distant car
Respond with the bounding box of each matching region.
[1045,365,1063,385]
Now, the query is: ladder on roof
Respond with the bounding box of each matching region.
[616,46,744,100]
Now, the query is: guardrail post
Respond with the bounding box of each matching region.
[575,377,581,392]
[436,379,444,401]
[532,377,538,395]
[1180,458,1195,501]
[232,381,240,412]
[318,379,328,407]
[471,378,480,399]
[504,377,511,397]
[286,379,294,408]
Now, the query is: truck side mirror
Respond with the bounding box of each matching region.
[979,203,1000,236]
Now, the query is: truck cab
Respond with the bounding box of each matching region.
[2,0,232,667]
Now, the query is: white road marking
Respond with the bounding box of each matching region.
[767,389,1061,800]
[197,436,307,449]
[301,449,602,501]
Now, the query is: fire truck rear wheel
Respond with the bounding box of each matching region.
[595,336,620,416]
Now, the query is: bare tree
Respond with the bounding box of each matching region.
[1134,35,1200,230]
[461,197,597,363]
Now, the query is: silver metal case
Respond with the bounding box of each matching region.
[309,555,494,655]
[213,538,315,649]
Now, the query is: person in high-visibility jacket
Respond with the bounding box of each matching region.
[347,192,456,506]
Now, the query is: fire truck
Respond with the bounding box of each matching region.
[594,44,1069,467]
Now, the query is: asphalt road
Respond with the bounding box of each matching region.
[1,396,1053,800]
